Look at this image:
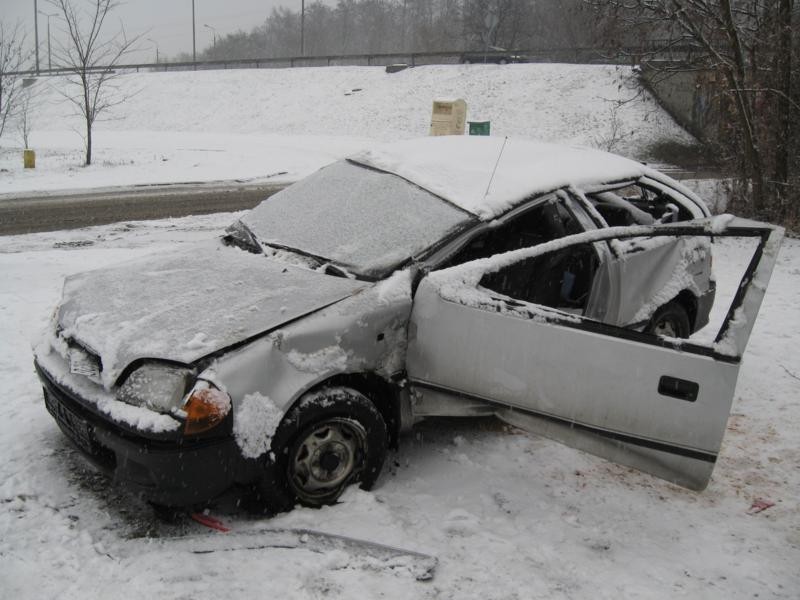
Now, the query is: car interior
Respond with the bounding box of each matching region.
[440,198,583,269]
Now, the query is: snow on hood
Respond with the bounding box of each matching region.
[349,137,648,220]
[56,240,368,388]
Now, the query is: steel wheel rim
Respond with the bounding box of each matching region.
[288,417,367,503]
[654,318,678,337]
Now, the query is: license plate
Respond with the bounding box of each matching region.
[45,391,96,454]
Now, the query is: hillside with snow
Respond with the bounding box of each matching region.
[0,64,693,194]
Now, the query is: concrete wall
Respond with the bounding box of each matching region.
[639,62,722,143]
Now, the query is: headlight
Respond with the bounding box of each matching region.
[116,364,192,413]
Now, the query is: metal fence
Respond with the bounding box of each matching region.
[12,43,702,78]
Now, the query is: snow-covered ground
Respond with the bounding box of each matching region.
[0,63,796,598]
[0,64,693,195]
[0,213,798,599]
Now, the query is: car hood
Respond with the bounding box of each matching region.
[56,240,369,388]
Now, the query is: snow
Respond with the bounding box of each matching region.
[34,331,181,434]
[1,213,797,599]
[232,392,283,459]
[374,269,413,306]
[286,345,352,374]
[351,136,649,219]
[49,239,366,388]
[0,63,797,599]
[242,160,469,276]
[0,65,692,196]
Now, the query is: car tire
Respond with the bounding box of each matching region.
[250,386,387,514]
[645,301,691,339]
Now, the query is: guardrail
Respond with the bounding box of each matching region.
[11,43,703,78]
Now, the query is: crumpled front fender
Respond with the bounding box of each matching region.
[203,270,414,457]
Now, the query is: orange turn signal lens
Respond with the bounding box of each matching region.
[183,387,231,436]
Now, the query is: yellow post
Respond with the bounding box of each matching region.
[23,149,36,169]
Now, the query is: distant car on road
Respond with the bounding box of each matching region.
[34,137,782,515]
[460,46,528,64]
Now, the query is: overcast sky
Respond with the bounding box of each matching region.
[4,0,320,64]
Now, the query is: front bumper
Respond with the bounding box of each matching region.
[36,361,247,507]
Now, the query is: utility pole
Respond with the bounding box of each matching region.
[300,0,305,56]
[33,0,40,75]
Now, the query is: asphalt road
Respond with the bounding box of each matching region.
[0,181,288,236]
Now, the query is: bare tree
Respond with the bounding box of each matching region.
[17,87,34,149]
[586,0,799,223]
[0,22,28,140]
[48,0,140,166]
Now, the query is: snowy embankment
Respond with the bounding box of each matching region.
[0,214,798,599]
[0,64,694,195]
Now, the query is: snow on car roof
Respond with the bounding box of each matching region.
[349,136,649,220]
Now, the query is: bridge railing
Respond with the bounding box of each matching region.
[10,42,703,78]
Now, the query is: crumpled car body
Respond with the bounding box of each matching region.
[33,137,783,509]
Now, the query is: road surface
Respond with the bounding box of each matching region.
[0,181,288,236]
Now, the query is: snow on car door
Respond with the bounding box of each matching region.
[406,217,783,490]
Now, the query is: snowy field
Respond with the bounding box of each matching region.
[0,212,798,599]
[0,64,694,195]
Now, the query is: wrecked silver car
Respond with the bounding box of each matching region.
[33,137,783,512]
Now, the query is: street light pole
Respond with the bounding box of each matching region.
[46,14,51,70]
[33,0,40,75]
[300,0,305,56]
[192,0,197,64]
[147,38,159,63]
[38,12,56,71]
[204,24,217,50]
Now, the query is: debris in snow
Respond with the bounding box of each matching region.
[232,393,283,459]
[124,528,437,581]
[190,512,231,532]
[747,499,775,515]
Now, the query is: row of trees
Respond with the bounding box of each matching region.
[189,0,597,62]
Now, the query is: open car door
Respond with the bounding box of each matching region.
[406,217,783,490]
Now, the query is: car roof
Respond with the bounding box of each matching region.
[349,137,653,221]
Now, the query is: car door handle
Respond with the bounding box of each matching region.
[658,376,699,402]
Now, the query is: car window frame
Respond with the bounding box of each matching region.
[418,190,588,272]
[477,239,605,317]
[427,221,780,364]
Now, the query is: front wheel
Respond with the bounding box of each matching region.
[251,387,387,513]
[645,301,691,339]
